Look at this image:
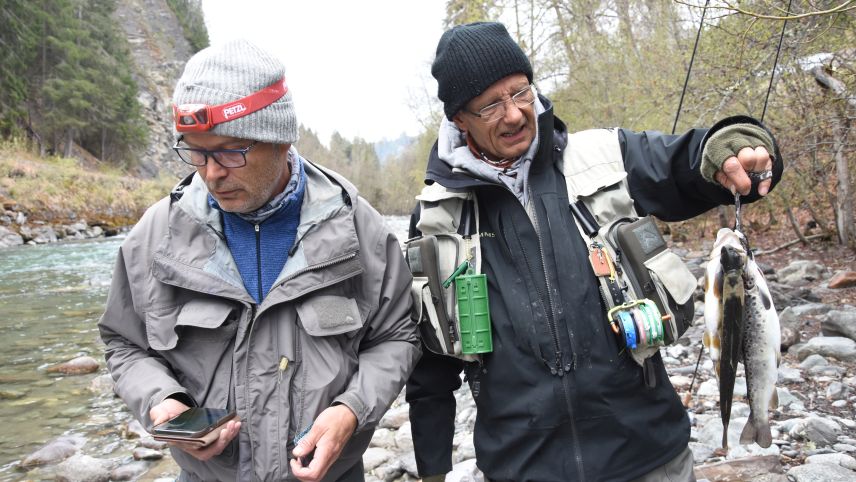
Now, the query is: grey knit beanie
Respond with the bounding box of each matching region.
[432,22,533,120]
[172,39,298,144]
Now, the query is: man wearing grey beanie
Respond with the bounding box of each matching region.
[405,22,784,481]
[99,39,419,481]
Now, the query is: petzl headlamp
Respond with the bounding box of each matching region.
[173,78,288,132]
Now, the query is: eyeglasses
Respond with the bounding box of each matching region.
[172,136,258,168]
[465,85,536,124]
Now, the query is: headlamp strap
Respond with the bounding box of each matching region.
[209,78,287,125]
[174,78,288,132]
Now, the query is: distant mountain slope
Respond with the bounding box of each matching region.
[374,133,415,163]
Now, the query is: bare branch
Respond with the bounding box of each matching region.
[673,0,856,21]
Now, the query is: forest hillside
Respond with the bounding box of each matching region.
[0,1,853,249]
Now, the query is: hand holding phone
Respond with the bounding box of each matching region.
[151,407,239,447]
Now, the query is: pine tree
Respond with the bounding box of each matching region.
[0,1,43,137]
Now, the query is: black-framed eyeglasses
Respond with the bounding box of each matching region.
[465,85,536,124]
[172,135,258,168]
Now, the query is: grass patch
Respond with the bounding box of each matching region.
[0,141,178,226]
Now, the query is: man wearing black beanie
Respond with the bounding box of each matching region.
[405,21,784,482]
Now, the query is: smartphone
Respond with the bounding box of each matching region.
[151,407,238,446]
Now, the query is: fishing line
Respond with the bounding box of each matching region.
[761,0,793,123]
[686,344,705,406]
[672,0,711,135]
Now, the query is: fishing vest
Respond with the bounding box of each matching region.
[405,129,697,367]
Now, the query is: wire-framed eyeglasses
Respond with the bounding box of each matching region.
[172,136,258,168]
[465,85,536,124]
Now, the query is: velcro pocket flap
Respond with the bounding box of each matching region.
[146,298,237,350]
[296,295,364,337]
[643,250,696,305]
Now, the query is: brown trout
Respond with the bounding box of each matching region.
[739,253,781,448]
[703,228,747,449]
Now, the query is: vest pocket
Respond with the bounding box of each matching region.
[644,250,696,344]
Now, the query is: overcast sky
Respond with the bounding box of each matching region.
[200,0,446,144]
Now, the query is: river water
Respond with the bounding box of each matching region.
[0,215,410,480]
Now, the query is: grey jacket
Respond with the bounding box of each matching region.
[99,161,420,481]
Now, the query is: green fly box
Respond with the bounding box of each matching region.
[455,268,492,354]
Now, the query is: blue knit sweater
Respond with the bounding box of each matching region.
[210,160,306,303]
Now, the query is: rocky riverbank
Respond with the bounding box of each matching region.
[0,198,130,248]
[0,143,179,249]
[10,249,856,481]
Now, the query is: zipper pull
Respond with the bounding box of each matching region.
[552,354,564,377]
[278,356,289,382]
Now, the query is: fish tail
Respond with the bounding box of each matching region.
[740,416,773,448]
[739,417,756,446]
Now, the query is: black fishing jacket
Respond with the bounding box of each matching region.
[406,97,782,481]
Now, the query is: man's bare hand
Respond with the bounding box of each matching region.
[149,397,191,426]
[149,399,240,461]
[290,404,358,482]
[714,146,773,197]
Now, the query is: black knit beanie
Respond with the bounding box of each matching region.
[432,22,533,120]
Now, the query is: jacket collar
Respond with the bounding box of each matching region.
[155,160,362,303]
